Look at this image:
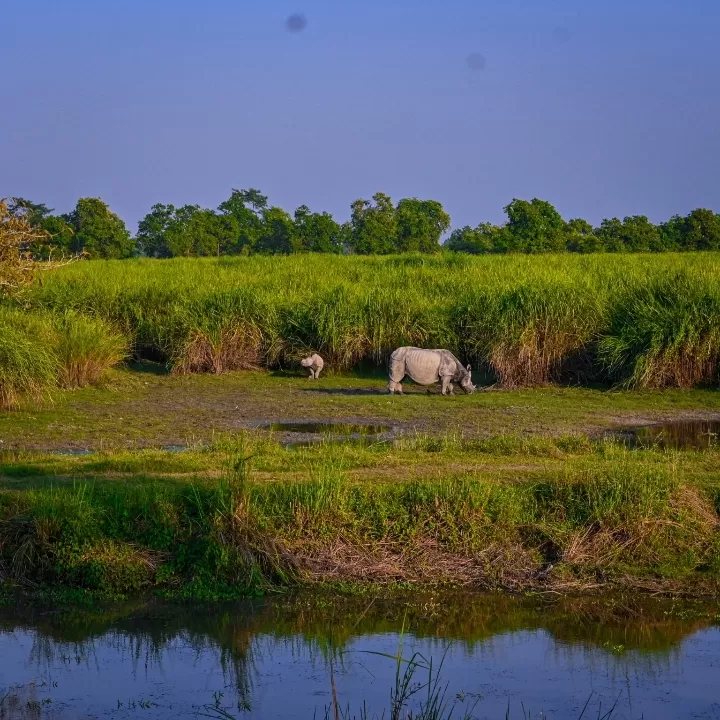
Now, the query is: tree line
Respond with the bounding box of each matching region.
[6,192,720,259]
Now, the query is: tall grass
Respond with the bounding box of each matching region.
[15,252,720,389]
[0,306,127,406]
[456,279,605,386]
[0,309,57,408]
[54,311,128,388]
[600,270,720,387]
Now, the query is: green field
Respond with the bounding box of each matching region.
[1,430,719,598]
[1,253,719,599]
[1,252,717,408]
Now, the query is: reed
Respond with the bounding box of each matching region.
[0,305,128,405]
[0,308,57,408]
[12,252,720,391]
[54,311,128,388]
[599,269,720,388]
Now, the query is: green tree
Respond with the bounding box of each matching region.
[257,207,297,254]
[395,198,451,253]
[164,205,200,257]
[659,215,685,251]
[136,203,177,258]
[682,208,720,250]
[186,210,240,256]
[594,216,661,252]
[446,222,509,254]
[217,188,268,254]
[564,218,603,253]
[594,218,624,252]
[293,205,343,253]
[40,216,75,258]
[504,198,566,253]
[348,193,397,255]
[65,198,133,259]
[622,215,662,252]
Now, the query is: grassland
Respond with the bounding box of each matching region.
[2,252,718,409]
[1,254,719,599]
[1,426,719,599]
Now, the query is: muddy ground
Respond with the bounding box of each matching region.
[1,363,719,450]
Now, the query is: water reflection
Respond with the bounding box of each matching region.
[620,420,720,450]
[0,593,718,719]
[259,422,391,435]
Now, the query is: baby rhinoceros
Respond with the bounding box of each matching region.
[300,353,324,379]
[388,347,475,396]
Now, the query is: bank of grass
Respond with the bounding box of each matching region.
[16,253,720,399]
[0,307,127,408]
[1,433,718,598]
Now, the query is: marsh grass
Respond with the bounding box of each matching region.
[18,253,720,393]
[600,271,720,388]
[321,622,478,720]
[456,280,605,387]
[1,433,717,596]
[0,305,127,405]
[0,313,57,408]
[54,311,128,388]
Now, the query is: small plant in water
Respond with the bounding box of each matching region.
[324,618,479,720]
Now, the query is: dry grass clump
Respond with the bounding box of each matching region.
[169,290,278,374]
[173,324,264,374]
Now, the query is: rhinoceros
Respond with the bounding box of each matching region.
[387,347,475,395]
[300,353,324,379]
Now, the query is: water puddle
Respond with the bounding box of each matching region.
[619,420,720,450]
[258,422,394,448]
[51,449,94,456]
[259,422,391,435]
[0,593,719,719]
[49,445,191,456]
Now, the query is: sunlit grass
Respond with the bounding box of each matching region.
[19,253,720,392]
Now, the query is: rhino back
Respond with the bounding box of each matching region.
[404,348,443,385]
[438,350,464,378]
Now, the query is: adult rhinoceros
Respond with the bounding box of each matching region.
[387,347,476,395]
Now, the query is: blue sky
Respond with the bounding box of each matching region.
[2,0,719,232]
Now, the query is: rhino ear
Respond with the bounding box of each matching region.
[466,364,472,372]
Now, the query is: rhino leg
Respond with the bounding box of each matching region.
[388,358,406,394]
[313,367,321,379]
[441,376,454,395]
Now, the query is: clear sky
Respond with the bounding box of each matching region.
[2,0,719,233]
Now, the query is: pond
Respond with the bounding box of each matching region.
[1,593,719,719]
[619,420,720,450]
